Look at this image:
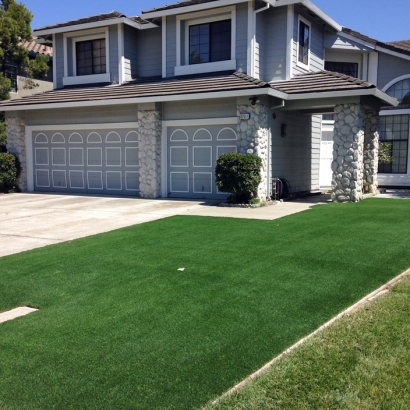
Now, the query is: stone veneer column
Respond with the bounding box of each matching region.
[363,109,379,194]
[237,103,269,200]
[138,110,162,198]
[331,104,365,202]
[5,116,27,191]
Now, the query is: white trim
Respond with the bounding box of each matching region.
[69,148,84,166]
[87,147,103,166]
[69,170,85,189]
[34,133,48,143]
[217,127,237,140]
[296,14,311,71]
[175,60,237,76]
[125,171,140,191]
[63,34,68,78]
[52,170,67,188]
[362,52,368,81]
[125,146,139,167]
[170,129,189,141]
[170,146,189,167]
[26,128,34,191]
[106,171,122,190]
[35,148,49,166]
[27,123,139,132]
[382,74,410,92]
[380,109,410,116]
[142,0,248,19]
[87,171,103,190]
[106,147,122,167]
[87,132,103,143]
[34,17,156,36]
[247,0,254,76]
[63,73,111,86]
[170,172,190,193]
[193,128,212,141]
[193,146,212,167]
[368,51,378,85]
[35,169,50,188]
[162,16,167,78]
[118,24,124,85]
[69,132,83,143]
[125,130,139,142]
[52,34,57,89]
[51,147,66,166]
[106,131,121,142]
[51,132,65,143]
[286,5,294,80]
[175,6,236,75]
[193,172,213,194]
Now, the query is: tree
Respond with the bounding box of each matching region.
[0,0,49,100]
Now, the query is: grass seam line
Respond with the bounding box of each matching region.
[211,266,410,405]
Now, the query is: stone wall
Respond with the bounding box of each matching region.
[138,110,162,198]
[237,104,269,200]
[331,104,365,203]
[363,109,379,194]
[5,116,27,191]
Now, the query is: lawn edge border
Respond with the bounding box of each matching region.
[211,267,410,405]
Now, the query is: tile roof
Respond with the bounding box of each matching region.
[0,71,395,110]
[270,71,375,94]
[33,11,149,32]
[0,72,268,108]
[142,0,219,14]
[21,37,52,57]
[342,27,410,58]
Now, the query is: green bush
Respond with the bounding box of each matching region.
[215,152,261,203]
[0,152,20,193]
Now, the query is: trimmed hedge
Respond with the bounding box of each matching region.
[0,152,20,193]
[215,152,261,203]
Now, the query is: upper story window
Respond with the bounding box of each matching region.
[189,20,231,65]
[76,39,106,76]
[175,6,236,77]
[63,28,110,87]
[325,61,358,78]
[297,16,311,69]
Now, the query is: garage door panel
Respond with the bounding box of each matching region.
[33,128,139,196]
[167,124,237,199]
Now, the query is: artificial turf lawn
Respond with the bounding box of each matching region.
[0,198,409,409]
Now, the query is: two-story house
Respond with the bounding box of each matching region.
[0,0,402,203]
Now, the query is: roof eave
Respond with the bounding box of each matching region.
[141,0,249,19]
[34,17,157,37]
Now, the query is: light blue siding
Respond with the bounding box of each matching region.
[55,33,64,89]
[378,52,410,90]
[26,105,138,126]
[235,2,248,73]
[124,25,139,80]
[292,5,324,75]
[137,27,162,78]
[262,7,287,82]
[271,111,317,192]
[166,16,177,77]
[108,25,119,82]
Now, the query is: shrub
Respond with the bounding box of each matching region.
[215,152,261,203]
[0,152,20,193]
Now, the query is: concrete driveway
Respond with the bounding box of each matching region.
[0,193,330,257]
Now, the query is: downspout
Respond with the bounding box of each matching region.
[252,0,272,77]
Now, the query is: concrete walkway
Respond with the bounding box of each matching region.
[0,193,330,257]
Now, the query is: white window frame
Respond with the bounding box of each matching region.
[175,6,236,76]
[296,15,311,71]
[63,28,110,86]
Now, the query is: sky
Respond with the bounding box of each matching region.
[21,0,409,43]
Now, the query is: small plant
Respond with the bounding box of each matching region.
[249,198,260,205]
[379,142,393,164]
[0,152,20,193]
[215,152,261,204]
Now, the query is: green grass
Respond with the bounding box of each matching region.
[0,198,409,409]
[205,272,410,410]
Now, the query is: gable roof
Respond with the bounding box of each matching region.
[142,0,219,14]
[341,28,410,58]
[0,71,397,111]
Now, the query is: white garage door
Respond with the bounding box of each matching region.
[33,128,140,196]
[167,124,238,199]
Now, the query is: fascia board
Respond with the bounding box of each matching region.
[0,88,275,112]
[375,45,410,62]
[301,1,341,31]
[286,88,398,106]
[141,0,249,19]
[34,17,153,36]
